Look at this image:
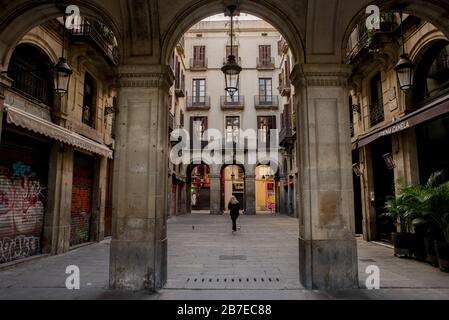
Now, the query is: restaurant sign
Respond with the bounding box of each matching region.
[378,120,410,138]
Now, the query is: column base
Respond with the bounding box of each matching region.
[109,238,167,291]
[299,237,359,290]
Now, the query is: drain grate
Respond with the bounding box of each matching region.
[219,255,247,261]
[185,277,280,283]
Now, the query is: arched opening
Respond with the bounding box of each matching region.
[410,40,449,108]
[187,164,211,212]
[220,164,246,213]
[255,164,278,214]
[7,43,55,108]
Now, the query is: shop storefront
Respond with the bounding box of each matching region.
[0,130,50,263]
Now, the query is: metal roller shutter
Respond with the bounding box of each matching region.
[70,152,94,246]
[0,132,49,264]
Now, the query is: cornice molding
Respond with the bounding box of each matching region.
[291,64,352,88]
[118,65,175,89]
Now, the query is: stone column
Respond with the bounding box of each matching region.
[291,64,358,290]
[245,174,256,215]
[0,75,12,143]
[109,65,174,291]
[43,144,74,255]
[209,174,222,215]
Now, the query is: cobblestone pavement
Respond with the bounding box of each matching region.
[0,214,448,300]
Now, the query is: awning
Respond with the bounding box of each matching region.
[352,95,449,150]
[4,105,113,159]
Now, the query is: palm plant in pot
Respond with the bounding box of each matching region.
[383,180,424,258]
[418,176,449,271]
[412,172,445,267]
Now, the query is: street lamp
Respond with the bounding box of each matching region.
[221,5,242,99]
[54,15,73,96]
[394,7,415,92]
[53,57,72,96]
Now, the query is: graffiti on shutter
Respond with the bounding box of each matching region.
[0,134,48,264]
[70,153,94,246]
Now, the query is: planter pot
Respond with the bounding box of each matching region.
[392,232,415,258]
[424,237,439,267]
[435,241,449,272]
[414,235,427,261]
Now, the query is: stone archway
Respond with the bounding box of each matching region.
[3,0,449,292]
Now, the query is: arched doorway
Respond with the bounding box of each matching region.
[255,164,277,214]
[188,164,211,212]
[221,165,246,213]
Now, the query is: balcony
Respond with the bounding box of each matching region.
[175,75,185,98]
[256,57,275,70]
[279,126,296,147]
[187,96,211,111]
[168,113,174,132]
[190,58,208,71]
[370,103,385,127]
[69,19,119,66]
[346,19,397,64]
[279,80,292,96]
[223,57,242,65]
[255,95,279,110]
[221,96,245,110]
[278,38,288,56]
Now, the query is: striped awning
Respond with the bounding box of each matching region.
[4,105,113,159]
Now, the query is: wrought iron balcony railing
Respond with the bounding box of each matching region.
[69,19,119,66]
[279,126,295,146]
[190,58,208,70]
[256,57,275,69]
[175,74,185,97]
[187,96,211,110]
[168,113,174,132]
[279,80,292,96]
[220,96,245,110]
[370,103,385,127]
[255,95,279,110]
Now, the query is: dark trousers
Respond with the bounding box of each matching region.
[231,215,238,231]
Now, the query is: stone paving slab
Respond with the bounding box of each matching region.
[0,214,448,299]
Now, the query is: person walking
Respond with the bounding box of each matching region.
[228,195,241,234]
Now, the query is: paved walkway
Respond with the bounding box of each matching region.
[0,214,448,300]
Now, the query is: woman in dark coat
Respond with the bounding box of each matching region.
[228,195,241,233]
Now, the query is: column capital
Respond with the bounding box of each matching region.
[117,64,175,90]
[291,63,353,88]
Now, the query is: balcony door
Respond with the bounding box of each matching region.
[192,79,206,104]
[259,78,273,104]
[259,45,271,65]
[193,46,206,66]
[226,116,240,144]
[258,116,276,147]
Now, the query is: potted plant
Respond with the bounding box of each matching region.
[383,180,423,258]
[412,172,449,269]
[426,180,449,271]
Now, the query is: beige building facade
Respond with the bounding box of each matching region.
[348,14,449,242]
[0,18,116,263]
